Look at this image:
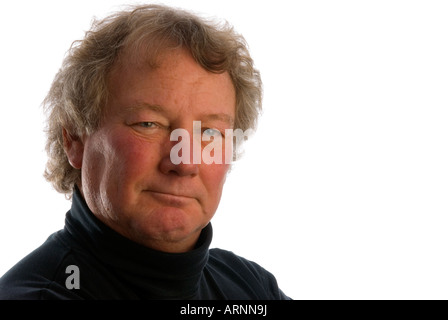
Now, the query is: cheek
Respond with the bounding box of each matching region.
[110,135,160,183]
[201,164,230,204]
[84,130,159,188]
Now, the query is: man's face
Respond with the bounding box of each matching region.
[75,48,235,252]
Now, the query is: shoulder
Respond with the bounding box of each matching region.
[207,248,291,299]
[0,231,81,300]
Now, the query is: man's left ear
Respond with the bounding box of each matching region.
[62,128,84,169]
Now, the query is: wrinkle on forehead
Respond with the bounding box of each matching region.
[105,46,236,125]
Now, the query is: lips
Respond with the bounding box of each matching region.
[145,190,195,206]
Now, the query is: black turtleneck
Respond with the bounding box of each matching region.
[0,189,289,300]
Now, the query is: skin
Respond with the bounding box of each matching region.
[63,48,236,253]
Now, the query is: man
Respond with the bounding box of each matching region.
[0,4,289,299]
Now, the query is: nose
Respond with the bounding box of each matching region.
[158,128,199,177]
[159,154,199,176]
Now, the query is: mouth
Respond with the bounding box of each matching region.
[144,190,195,206]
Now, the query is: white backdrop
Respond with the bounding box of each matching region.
[1,0,448,300]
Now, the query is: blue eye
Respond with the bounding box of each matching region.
[203,128,222,137]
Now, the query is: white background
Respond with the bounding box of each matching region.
[1,0,448,300]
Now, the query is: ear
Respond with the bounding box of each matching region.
[62,128,84,169]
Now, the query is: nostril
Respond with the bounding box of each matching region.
[159,154,199,177]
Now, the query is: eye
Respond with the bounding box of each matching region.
[203,128,223,137]
[137,122,157,128]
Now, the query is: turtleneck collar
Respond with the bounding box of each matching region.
[64,187,212,299]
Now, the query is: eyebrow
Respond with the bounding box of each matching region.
[125,103,234,126]
[201,113,234,127]
[126,103,165,114]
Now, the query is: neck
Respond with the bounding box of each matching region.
[66,189,214,298]
[107,222,203,253]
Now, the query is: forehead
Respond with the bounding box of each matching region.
[106,47,236,118]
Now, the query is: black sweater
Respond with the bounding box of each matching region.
[0,189,289,300]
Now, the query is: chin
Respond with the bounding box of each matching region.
[131,206,206,249]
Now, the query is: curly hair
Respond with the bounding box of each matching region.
[43,4,262,197]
